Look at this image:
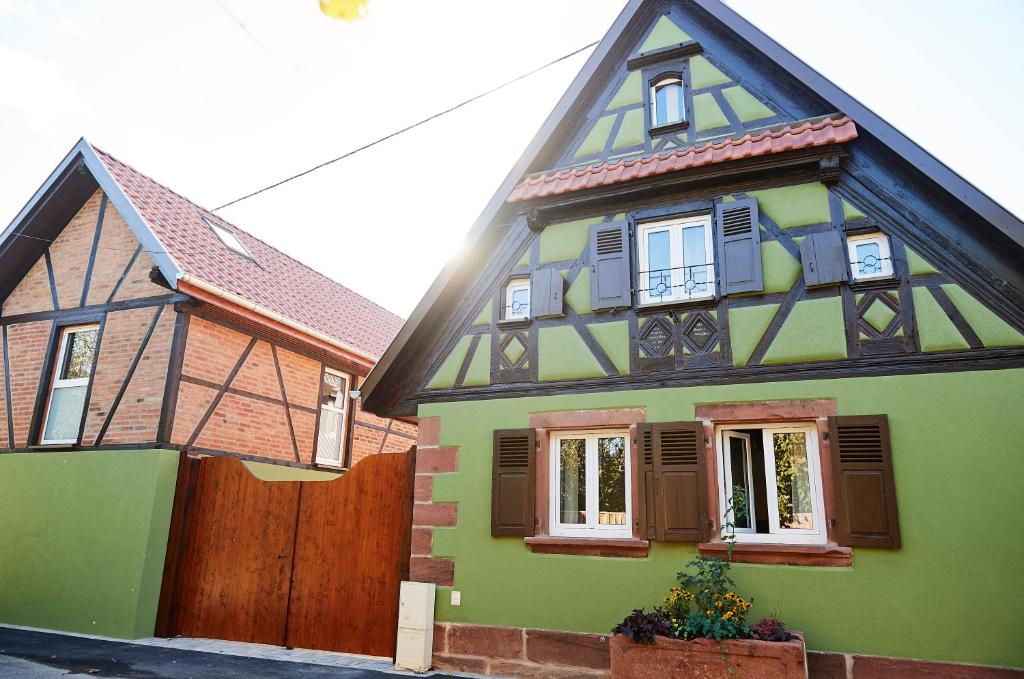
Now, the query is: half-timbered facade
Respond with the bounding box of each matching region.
[362,2,1024,676]
[0,140,413,638]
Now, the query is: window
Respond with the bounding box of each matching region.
[504,277,530,320]
[650,74,685,128]
[716,424,827,545]
[204,217,254,259]
[40,324,99,445]
[637,214,715,305]
[846,232,893,281]
[316,368,349,467]
[550,430,632,538]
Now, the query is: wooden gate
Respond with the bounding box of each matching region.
[155,450,415,658]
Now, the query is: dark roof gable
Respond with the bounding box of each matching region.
[359,0,1024,414]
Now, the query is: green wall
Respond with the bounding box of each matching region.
[420,368,1024,669]
[0,450,179,638]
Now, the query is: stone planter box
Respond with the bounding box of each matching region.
[610,631,807,679]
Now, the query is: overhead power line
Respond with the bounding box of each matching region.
[213,40,599,211]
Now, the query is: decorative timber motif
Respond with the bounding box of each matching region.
[852,290,911,356]
[637,314,675,371]
[679,310,721,367]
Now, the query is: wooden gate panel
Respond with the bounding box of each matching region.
[171,457,301,645]
[286,452,413,656]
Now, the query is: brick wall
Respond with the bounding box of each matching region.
[174,317,415,466]
[1,190,177,450]
[409,416,456,587]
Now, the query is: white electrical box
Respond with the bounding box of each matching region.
[395,581,436,672]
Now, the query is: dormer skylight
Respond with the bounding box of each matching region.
[204,217,253,259]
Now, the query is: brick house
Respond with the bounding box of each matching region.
[0,139,414,638]
[361,1,1024,677]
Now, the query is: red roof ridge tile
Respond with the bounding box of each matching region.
[89,145,406,356]
[508,114,856,203]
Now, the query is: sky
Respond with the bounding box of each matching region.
[1,0,1022,318]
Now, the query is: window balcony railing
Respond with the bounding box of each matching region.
[638,263,716,302]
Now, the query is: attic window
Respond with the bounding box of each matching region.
[650,74,685,128]
[846,232,893,281]
[204,217,253,259]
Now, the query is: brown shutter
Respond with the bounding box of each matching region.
[589,221,631,311]
[828,415,900,548]
[650,421,708,542]
[530,268,564,319]
[635,424,656,539]
[715,198,763,295]
[799,231,847,287]
[491,428,536,537]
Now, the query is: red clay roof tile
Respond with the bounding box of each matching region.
[92,147,405,358]
[507,115,857,203]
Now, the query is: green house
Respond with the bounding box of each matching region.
[362,1,1024,676]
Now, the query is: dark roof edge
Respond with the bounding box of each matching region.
[359,0,647,410]
[690,0,1024,247]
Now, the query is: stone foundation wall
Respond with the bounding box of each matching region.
[430,622,1022,678]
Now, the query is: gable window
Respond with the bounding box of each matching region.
[846,232,893,281]
[650,74,685,128]
[204,217,254,260]
[550,430,632,538]
[504,277,531,321]
[40,324,99,445]
[637,214,715,305]
[316,368,349,467]
[716,424,827,545]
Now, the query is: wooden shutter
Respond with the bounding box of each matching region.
[828,415,900,548]
[635,424,656,539]
[491,429,536,537]
[589,221,631,311]
[530,268,564,319]
[714,198,763,295]
[799,231,847,287]
[649,421,708,542]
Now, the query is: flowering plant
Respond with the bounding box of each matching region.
[665,556,752,640]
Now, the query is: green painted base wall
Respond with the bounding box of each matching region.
[0,450,179,638]
[420,369,1024,669]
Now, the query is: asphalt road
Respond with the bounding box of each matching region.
[0,627,459,678]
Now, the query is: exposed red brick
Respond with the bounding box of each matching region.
[6,321,53,447]
[447,623,524,660]
[432,623,447,655]
[508,115,857,202]
[417,416,440,446]
[809,652,849,679]
[409,556,453,586]
[413,502,457,527]
[411,527,433,556]
[526,629,611,670]
[414,475,433,502]
[852,655,1022,679]
[416,447,457,473]
[431,654,489,673]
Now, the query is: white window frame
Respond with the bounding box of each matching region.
[715,423,827,545]
[846,232,893,281]
[637,214,716,306]
[721,431,756,535]
[315,368,349,467]
[40,323,98,445]
[650,74,684,128]
[549,429,632,539]
[504,277,531,320]
[204,217,254,259]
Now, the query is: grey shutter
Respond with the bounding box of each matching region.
[589,221,631,311]
[828,415,900,548]
[651,421,708,542]
[491,429,536,537]
[800,231,847,287]
[530,268,564,319]
[714,198,763,294]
